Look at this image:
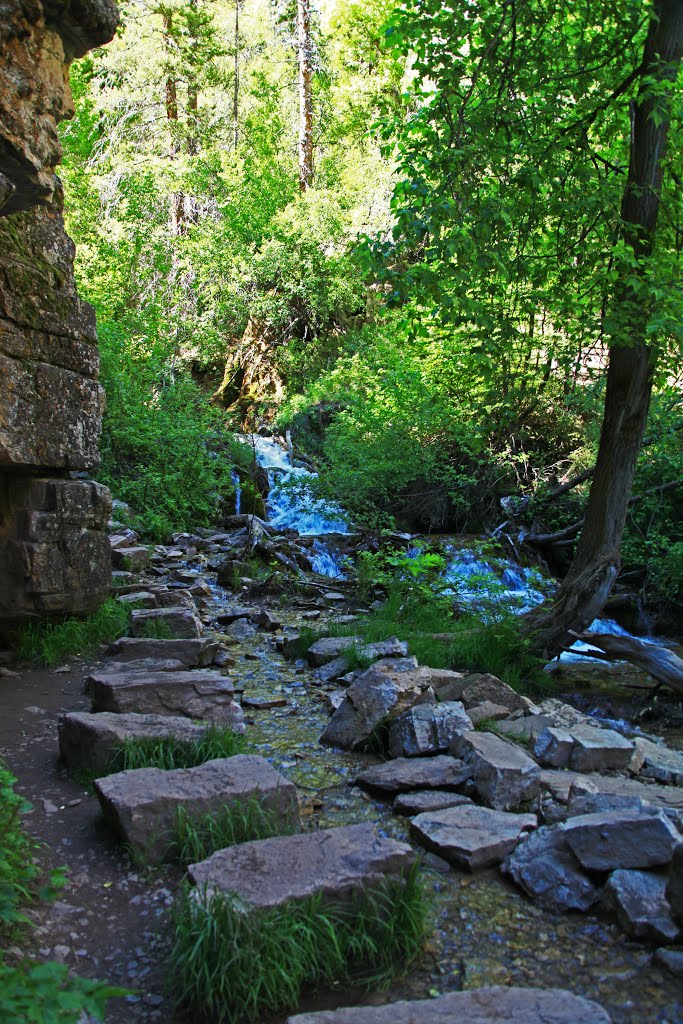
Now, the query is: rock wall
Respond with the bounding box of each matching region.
[0,0,118,626]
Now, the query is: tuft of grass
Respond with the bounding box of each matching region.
[118,726,248,772]
[15,599,130,667]
[136,617,175,640]
[172,796,295,868]
[168,864,427,1024]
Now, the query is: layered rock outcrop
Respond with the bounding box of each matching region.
[0,0,118,625]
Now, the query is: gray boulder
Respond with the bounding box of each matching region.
[388,701,473,758]
[94,755,298,862]
[130,606,202,640]
[106,636,218,667]
[188,823,414,909]
[603,869,680,943]
[631,737,683,786]
[354,755,471,794]
[410,803,536,870]
[86,668,244,727]
[285,987,611,1024]
[563,809,680,871]
[568,726,633,772]
[393,790,472,815]
[451,731,540,811]
[436,672,528,715]
[502,824,600,912]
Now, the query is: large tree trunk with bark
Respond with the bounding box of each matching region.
[525,0,683,657]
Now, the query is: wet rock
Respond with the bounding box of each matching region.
[94,755,298,862]
[388,702,473,758]
[603,870,680,943]
[631,738,683,786]
[252,609,280,631]
[130,607,202,640]
[354,755,471,794]
[411,804,536,870]
[502,824,600,912]
[667,843,683,926]
[111,546,151,572]
[451,731,541,811]
[226,618,257,641]
[188,823,414,909]
[58,711,216,774]
[563,810,680,871]
[215,606,257,624]
[106,637,219,667]
[568,726,633,772]
[86,668,244,727]
[285,987,612,1024]
[393,790,472,815]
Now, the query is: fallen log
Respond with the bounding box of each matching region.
[568,630,683,696]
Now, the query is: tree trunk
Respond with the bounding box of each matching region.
[233,0,240,149]
[297,0,314,191]
[525,0,683,657]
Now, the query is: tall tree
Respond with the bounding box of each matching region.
[297,0,314,189]
[373,0,683,654]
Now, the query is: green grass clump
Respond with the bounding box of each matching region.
[0,763,40,931]
[168,865,427,1024]
[135,616,175,640]
[172,796,295,868]
[117,726,248,772]
[15,599,130,667]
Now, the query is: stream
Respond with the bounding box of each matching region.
[209,435,683,1022]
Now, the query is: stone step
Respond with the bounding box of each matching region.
[285,987,611,1023]
[130,606,202,639]
[94,755,298,862]
[410,803,537,870]
[354,755,471,794]
[58,711,230,775]
[107,636,218,666]
[452,731,540,811]
[188,823,414,909]
[86,668,244,726]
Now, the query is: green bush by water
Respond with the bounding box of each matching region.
[15,599,130,668]
[168,864,427,1024]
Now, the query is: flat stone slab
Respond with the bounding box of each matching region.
[563,809,680,871]
[188,823,414,909]
[307,637,363,666]
[570,772,683,812]
[452,731,540,811]
[354,756,471,794]
[111,545,150,571]
[631,737,683,786]
[86,668,244,727]
[106,637,218,667]
[94,755,298,862]
[604,869,680,943]
[411,804,536,870]
[393,790,472,815]
[58,711,218,774]
[436,673,528,714]
[503,824,600,912]
[130,606,202,639]
[568,726,633,772]
[286,986,611,1023]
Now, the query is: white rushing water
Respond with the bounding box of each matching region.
[240,435,349,577]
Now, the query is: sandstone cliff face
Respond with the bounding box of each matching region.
[0,0,118,625]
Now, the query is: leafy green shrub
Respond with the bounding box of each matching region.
[15,600,130,667]
[0,764,40,931]
[169,865,427,1024]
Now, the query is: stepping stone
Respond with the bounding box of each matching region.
[86,668,244,726]
[116,591,157,608]
[393,790,472,815]
[410,803,536,870]
[106,637,218,666]
[563,809,680,871]
[58,711,221,775]
[188,823,414,908]
[631,737,683,786]
[111,545,150,571]
[94,755,298,862]
[451,731,540,811]
[285,987,612,1023]
[388,702,472,758]
[603,869,680,943]
[130,607,202,639]
[502,824,600,912]
[568,726,633,772]
[354,755,471,794]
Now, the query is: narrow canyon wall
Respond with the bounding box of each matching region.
[0,0,118,625]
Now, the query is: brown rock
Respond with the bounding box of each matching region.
[86,667,244,726]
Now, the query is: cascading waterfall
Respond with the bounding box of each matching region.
[230,468,242,516]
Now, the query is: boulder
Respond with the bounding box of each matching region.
[410,803,536,870]
[314,656,352,684]
[458,674,529,715]
[466,702,511,726]
[393,790,472,815]
[106,637,219,667]
[86,668,244,727]
[111,546,150,572]
[631,737,683,786]
[94,755,298,862]
[320,661,435,750]
[533,727,576,769]
[603,869,680,943]
[130,607,202,640]
[666,843,683,925]
[563,810,680,871]
[285,987,611,1024]
[226,618,257,641]
[307,637,363,666]
[116,591,157,609]
[568,772,683,814]
[354,756,471,794]
[502,824,600,912]
[188,823,414,909]
[58,711,216,775]
[568,726,633,773]
[451,731,541,811]
[215,606,257,624]
[388,702,473,758]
